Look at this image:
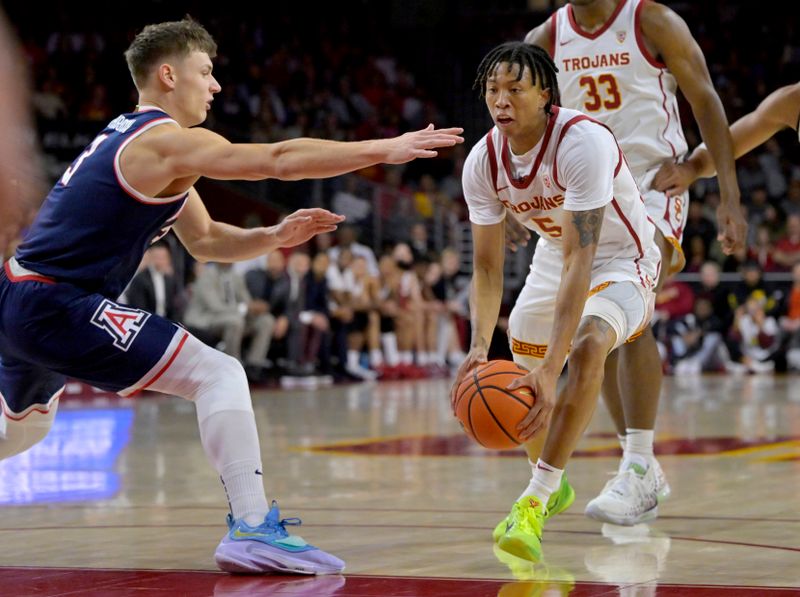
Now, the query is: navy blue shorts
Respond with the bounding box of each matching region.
[0,262,181,416]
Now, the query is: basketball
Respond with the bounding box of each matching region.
[454,359,534,449]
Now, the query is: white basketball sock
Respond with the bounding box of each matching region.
[137,334,270,527]
[369,349,384,367]
[347,349,361,370]
[624,428,654,458]
[381,333,400,366]
[621,428,654,474]
[519,459,563,505]
[200,410,269,526]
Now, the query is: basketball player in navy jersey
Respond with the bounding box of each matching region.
[654,82,800,195]
[0,17,463,574]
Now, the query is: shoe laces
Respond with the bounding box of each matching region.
[511,498,546,535]
[228,500,303,537]
[601,469,652,507]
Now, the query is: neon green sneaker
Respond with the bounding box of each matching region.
[495,495,547,562]
[492,475,575,542]
[492,544,576,588]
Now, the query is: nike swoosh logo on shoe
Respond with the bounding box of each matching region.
[233,529,264,539]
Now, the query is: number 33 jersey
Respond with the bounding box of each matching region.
[550,0,688,181]
[463,106,660,291]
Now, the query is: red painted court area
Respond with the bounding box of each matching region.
[2,568,799,597]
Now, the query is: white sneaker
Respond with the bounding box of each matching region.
[649,456,671,501]
[724,361,748,375]
[617,454,670,501]
[345,364,379,381]
[747,359,775,374]
[674,358,701,374]
[585,463,659,526]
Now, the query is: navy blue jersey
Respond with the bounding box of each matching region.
[15,109,187,298]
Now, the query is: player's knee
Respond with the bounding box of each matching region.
[205,350,249,394]
[571,321,615,371]
[192,348,253,421]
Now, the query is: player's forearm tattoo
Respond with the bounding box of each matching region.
[571,206,605,248]
[471,335,489,351]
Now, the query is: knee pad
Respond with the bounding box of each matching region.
[583,282,651,351]
[144,334,252,423]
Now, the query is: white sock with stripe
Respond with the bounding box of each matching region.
[519,459,563,505]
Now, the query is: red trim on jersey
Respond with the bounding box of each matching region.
[128,331,189,397]
[611,197,648,288]
[552,114,591,191]
[611,198,643,256]
[548,13,557,57]
[552,114,627,192]
[634,0,667,69]
[485,130,499,194]
[501,106,559,189]
[1,388,63,421]
[657,72,678,159]
[615,145,623,177]
[3,261,56,285]
[567,0,627,40]
[661,195,682,239]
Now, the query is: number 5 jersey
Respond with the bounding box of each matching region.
[463,105,659,292]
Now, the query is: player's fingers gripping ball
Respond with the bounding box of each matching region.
[454,359,534,449]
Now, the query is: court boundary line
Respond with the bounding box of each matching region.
[0,565,797,591]
[0,523,797,554]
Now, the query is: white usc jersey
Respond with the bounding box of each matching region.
[550,0,688,181]
[463,106,659,291]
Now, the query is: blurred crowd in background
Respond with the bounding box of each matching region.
[6,1,800,382]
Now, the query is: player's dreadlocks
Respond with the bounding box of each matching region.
[473,41,561,113]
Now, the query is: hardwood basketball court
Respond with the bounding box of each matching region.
[1,374,798,595]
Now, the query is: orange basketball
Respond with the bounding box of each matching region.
[454,359,534,449]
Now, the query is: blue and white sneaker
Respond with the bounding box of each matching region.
[214,501,345,574]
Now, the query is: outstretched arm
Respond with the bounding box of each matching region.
[125,124,463,194]
[655,83,800,190]
[640,2,744,255]
[173,187,344,263]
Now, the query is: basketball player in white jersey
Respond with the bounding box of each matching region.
[654,83,800,195]
[451,41,661,562]
[509,0,747,526]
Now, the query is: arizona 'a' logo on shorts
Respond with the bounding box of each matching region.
[90,299,150,351]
